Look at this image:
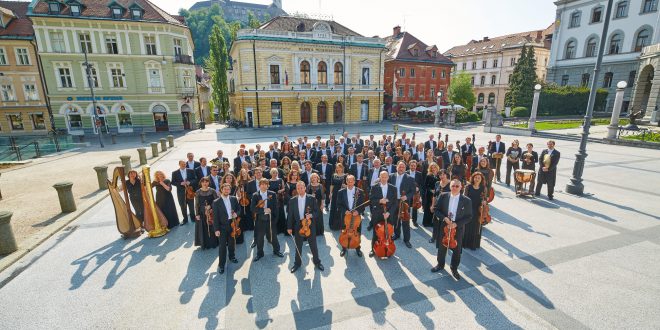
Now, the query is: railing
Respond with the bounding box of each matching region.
[237,29,386,46]
[177,87,195,96]
[174,54,194,65]
[0,133,74,162]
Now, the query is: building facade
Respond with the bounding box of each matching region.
[630,43,660,123]
[228,16,386,127]
[547,0,659,112]
[28,0,197,136]
[189,0,286,23]
[0,1,50,135]
[444,26,553,112]
[384,26,453,118]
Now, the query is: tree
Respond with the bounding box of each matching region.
[247,11,261,28]
[448,71,476,110]
[505,45,538,109]
[208,25,230,121]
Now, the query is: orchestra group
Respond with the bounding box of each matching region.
[122,131,560,280]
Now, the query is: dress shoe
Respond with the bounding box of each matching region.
[548,196,554,200]
[369,250,375,258]
[315,263,324,271]
[290,264,300,273]
[534,192,540,197]
[253,255,263,262]
[182,220,188,225]
[405,241,412,248]
[356,249,363,257]
[250,241,256,248]
[392,234,400,241]
[431,265,444,273]
[340,249,347,257]
[274,251,284,257]
[218,267,225,274]
[450,268,461,280]
[412,222,418,228]
[429,238,436,244]
[230,258,238,264]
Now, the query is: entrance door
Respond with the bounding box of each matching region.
[247,111,254,127]
[333,101,343,123]
[182,112,191,130]
[301,102,311,124]
[360,100,369,121]
[317,102,327,123]
[154,113,169,132]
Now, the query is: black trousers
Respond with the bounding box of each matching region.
[535,170,556,198]
[217,227,236,268]
[505,160,520,185]
[411,207,419,225]
[491,158,503,181]
[255,215,280,256]
[394,214,411,243]
[177,192,195,222]
[437,225,465,270]
[292,232,320,266]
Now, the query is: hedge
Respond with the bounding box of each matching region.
[538,85,608,116]
[456,110,480,123]
[511,107,529,117]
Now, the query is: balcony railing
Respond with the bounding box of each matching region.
[174,55,194,65]
[177,87,195,96]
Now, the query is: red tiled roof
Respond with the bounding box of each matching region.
[30,0,184,26]
[0,1,34,38]
[443,23,554,57]
[385,31,453,65]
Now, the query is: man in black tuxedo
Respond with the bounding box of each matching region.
[389,161,416,247]
[407,160,424,227]
[337,175,367,257]
[349,153,368,188]
[368,171,398,258]
[535,140,560,200]
[442,144,457,170]
[211,150,229,167]
[383,156,395,174]
[412,144,427,163]
[300,160,318,186]
[208,165,222,193]
[185,152,201,171]
[245,167,263,248]
[489,134,506,182]
[432,179,473,280]
[194,157,211,190]
[366,134,378,151]
[315,155,333,207]
[424,133,438,151]
[233,148,251,175]
[171,160,196,225]
[213,183,240,274]
[287,181,324,273]
[265,144,280,162]
[345,147,357,168]
[251,178,284,261]
[460,137,476,164]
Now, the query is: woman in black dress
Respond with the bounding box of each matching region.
[476,157,494,190]
[447,153,467,185]
[268,167,288,235]
[422,162,440,228]
[284,170,301,215]
[152,170,180,229]
[194,177,219,249]
[505,139,522,187]
[329,163,347,231]
[307,173,325,236]
[125,170,144,224]
[430,170,451,243]
[463,172,486,250]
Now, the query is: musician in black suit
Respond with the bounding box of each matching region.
[233,149,251,175]
[366,135,378,151]
[251,178,284,261]
[460,137,476,164]
[265,144,280,162]
[300,160,318,186]
[407,160,424,227]
[489,134,506,182]
[383,156,395,174]
[412,143,427,163]
[442,144,457,170]
[287,181,324,273]
[208,165,222,193]
[535,140,560,200]
[368,171,398,258]
[348,153,368,187]
[432,179,473,280]
[194,157,211,189]
[389,161,416,247]
[211,150,229,167]
[213,183,240,274]
[424,134,438,151]
[245,168,264,248]
[185,153,201,171]
[337,175,367,257]
[171,160,196,225]
[314,155,334,206]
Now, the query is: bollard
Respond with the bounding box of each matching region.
[119,155,132,172]
[167,135,174,148]
[93,166,108,190]
[53,182,76,213]
[111,134,117,144]
[140,132,146,144]
[159,138,167,152]
[0,211,18,255]
[150,142,159,157]
[137,148,147,165]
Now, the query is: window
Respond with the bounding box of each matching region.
[408,86,414,98]
[471,62,476,70]
[441,69,446,78]
[270,65,280,85]
[318,61,327,85]
[461,63,467,70]
[148,68,162,88]
[79,33,92,54]
[581,73,590,87]
[471,76,475,85]
[477,93,484,104]
[144,36,157,55]
[603,72,614,88]
[591,7,602,23]
[488,93,496,104]
[82,63,100,88]
[482,60,487,69]
[609,33,622,54]
[334,62,343,85]
[57,67,73,88]
[413,49,418,56]
[7,114,23,130]
[569,12,581,28]
[300,60,310,85]
[586,37,597,57]
[615,1,628,18]
[398,86,404,97]
[174,39,183,56]
[360,100,369,121]
[105,34,118,54]
[182,71,193,88]
[561,75,570,86]
[51,32,65,53]
[24,84,38,101]
[48,2,60,14]
[635,29,651,52]
[16,48,30,65]
[361,67,370,86]
[565,40,576,59]
[31,113,46,130]
[68,112,82,130]
[510,57,516,66]
[70,4,81,16]
[480,76,485,86]
[271,102,282,125]
[0,48,6,65]
[628,70,636,86]
[399,68,405,77]
[508,74,511,83]
[493,59,498,68]
[410,68,416,77]
[131,9,143,20]
[430,87,435,98]
[109,64,125,88]
[118,112,132,129]
[643,0,658,13]
[112,7,122,19]
[1,85,15,101]
[431,69,436,78]
[491,75,496,85]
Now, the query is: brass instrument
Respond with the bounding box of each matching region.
[523,152,534,165]
[107,166,142,238]
[543,153,551,169]
[142,166,169,238]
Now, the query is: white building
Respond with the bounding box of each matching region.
[546,0,660,112]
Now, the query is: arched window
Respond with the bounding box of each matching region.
[634,29,651,52]
[603,72,614,88]
[300,101,311,123]
[565,40,576,59]
[585,37,597,57]
[490,75,496,85]
[333,101,343,123]
[480,76,485,86]
[334,62,343,85]
[477,93,484,104]
[317,61,327,85]
[317,101,327,123]
[300,60,310,85]
[488,93,496,104]
[609,33,622,54]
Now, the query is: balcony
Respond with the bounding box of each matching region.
[177,87,195,97]
[174,55,194,65]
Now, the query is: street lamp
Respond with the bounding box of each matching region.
[83,46,104,148]
[528,84,542,131]
[566,0,613,195]
[435,91,443,127]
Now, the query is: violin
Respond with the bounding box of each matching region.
[398,192,410,222]
[230,215,242,238]
[412,188,422,209]
[374,201,396,258]
[442,212,458,249]
[299,206,312,238]
[205,202,213,239]
[239,186,250,207]
[185,185,195,200]
[481,186,494,225]
[339,190,368,250]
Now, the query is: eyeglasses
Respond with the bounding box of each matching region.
[451,185,461,188]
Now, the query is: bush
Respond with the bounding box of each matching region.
[538,85,608,116]
[511,106,529,117]
[456,110,479,123]
[477,110,484,119]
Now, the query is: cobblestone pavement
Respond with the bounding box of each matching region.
[1,123,659,329]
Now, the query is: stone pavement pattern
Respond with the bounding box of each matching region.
[0,123,659,329]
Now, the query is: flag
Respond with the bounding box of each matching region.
[285,71,289,85]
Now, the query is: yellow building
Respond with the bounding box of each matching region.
[228,16,386,127]
[0,2,50,135]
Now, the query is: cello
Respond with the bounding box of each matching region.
[373,201,396,258]
[442,212,458,249]
[339,190,370,250]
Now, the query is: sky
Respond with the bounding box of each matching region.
[158,0,558,51]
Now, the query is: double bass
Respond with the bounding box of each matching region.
[442,212,458,249]
[373,201,396,258]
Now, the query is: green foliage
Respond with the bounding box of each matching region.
[477,109,484,119]
[209,25,230,121]
[538,84,608,116]
[505,45,538,109]
[456,110,479,123]
[448,71,476,110]
[511,107,529,117]
[511,118,630,130]
[622,131,660,143]
[247,11,261,28]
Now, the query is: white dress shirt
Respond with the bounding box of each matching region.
[395,173,404,199]
[222,196,232,218]
[448,193,460,221]
[380,183,388,199]
[180,169,187,181]
[187,161,195,169]
[298,195,306,220]
[347,187,355,209]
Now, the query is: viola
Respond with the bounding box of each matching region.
[442,212,458,249]
[299,206,312,238]
[374,201,396,258]
[398,192,410,222]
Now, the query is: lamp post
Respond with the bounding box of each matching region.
[82,46,104,148]
[528,84,542,131]
[566,0,613,195]
[435,91,443,127]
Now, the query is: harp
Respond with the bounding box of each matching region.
[107,166,142,239]
[142,166,169,238]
